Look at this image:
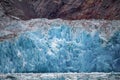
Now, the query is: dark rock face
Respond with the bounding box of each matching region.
[0,0,120,20]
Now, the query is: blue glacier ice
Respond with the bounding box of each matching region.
[0,24,120,73]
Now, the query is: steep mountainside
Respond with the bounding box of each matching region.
[0,0,120,20]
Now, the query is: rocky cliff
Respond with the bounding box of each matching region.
[0,0,120,20]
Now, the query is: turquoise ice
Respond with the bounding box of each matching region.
[0,25,120,73]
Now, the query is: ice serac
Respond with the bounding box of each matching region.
[0,19,120,73]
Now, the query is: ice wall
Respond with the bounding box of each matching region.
[0,19,120,73]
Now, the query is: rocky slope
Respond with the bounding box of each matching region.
[0,0,120,20]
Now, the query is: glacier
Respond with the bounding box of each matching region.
[0,19,120,73]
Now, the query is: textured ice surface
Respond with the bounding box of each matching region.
[0,73,120,80]
[0,19,120,73]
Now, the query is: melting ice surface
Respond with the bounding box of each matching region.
[0,23,120,73]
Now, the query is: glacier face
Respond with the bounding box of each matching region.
[0,19,120,73]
